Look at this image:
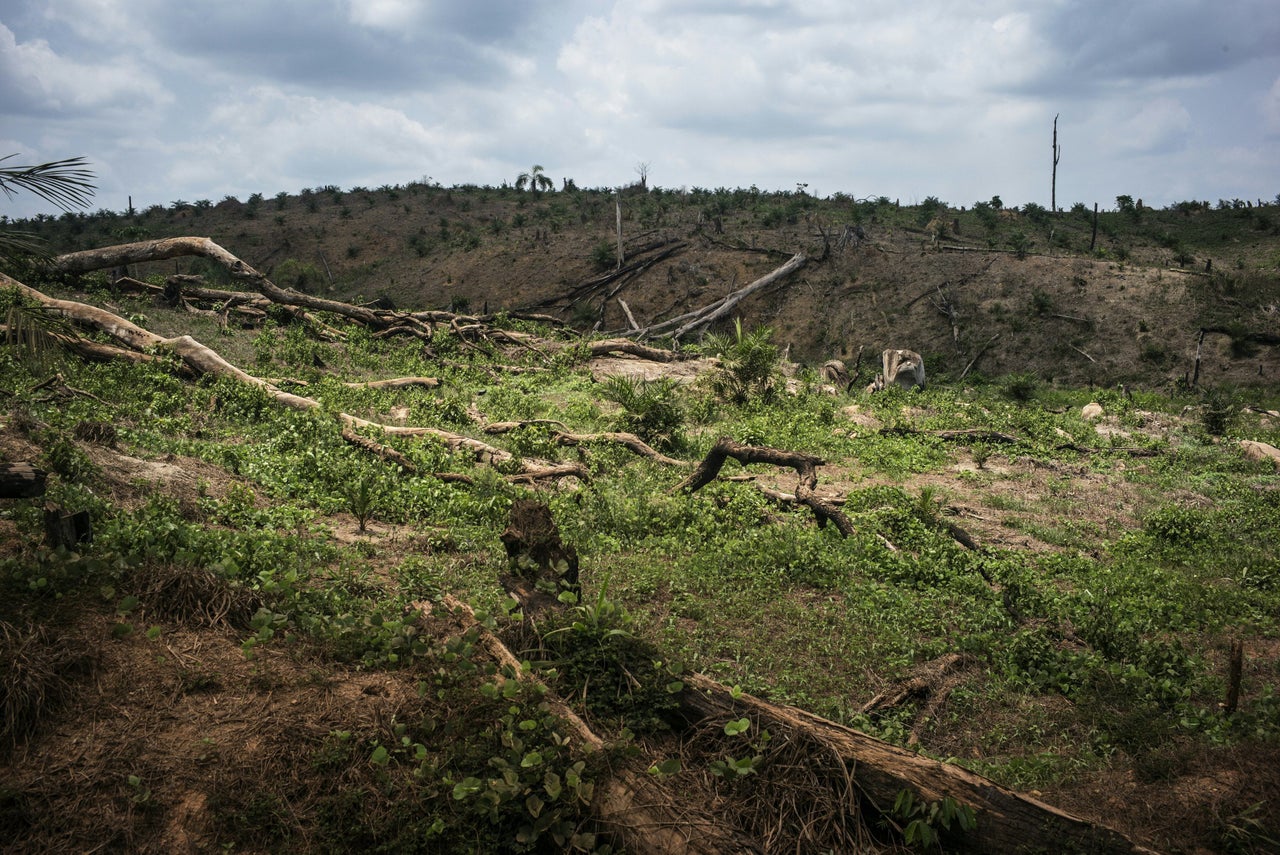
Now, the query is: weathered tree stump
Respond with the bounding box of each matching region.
[499,499,580,595]
[0,462,47,499]
[44,504,92,549]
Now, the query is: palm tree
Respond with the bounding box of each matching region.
[2,155,96,368]
[0,155,95,211]
[1,154,96,265]
[515,164,553,194]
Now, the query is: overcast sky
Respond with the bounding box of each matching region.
[3,0,1278,220]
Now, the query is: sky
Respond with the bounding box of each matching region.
[2,0,1279,220]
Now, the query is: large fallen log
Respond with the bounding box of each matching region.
[500,577,1156,854]
[52,237,421,333]
[679,673,1161,855]
[0,273,567,479]
[630,252,807,341]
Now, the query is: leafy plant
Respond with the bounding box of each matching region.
[3,301,78,373]
[1000,372,1039,402]
[1200,388,1236,436]
[1008,230,1030,259]
[703,318,780,404]
[888,789,977,851]
[0,155,95,211]
[599,375,685,451]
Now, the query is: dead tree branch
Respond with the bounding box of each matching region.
[672,437,854,535]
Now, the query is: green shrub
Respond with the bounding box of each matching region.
[703,319,780,404]
[599,375,685,451]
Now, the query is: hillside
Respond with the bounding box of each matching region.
[3,186,1280,852]
[16,184,1280,389]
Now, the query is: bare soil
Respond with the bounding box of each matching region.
[4,397,1279,853]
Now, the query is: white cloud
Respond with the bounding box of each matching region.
[0,22,170,114]
[1115,97,1193,154]
[346,0,420,32]
[1,0,1277,217]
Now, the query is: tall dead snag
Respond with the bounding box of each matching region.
[673,437,854,536]
[1051,113,1061,214]
[680,674,1161,855]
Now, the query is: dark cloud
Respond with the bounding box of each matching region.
[146,1,543,92]
[1034,0,1280,81]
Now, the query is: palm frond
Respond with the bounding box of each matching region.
[4,303,78,373]
[0,155,96,211]
[0,229,50,261]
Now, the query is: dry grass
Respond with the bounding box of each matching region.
[0,619,96,754]
[130,562,261,629]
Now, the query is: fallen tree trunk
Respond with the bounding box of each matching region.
[342,377,440,390]
[554,430,688,468]
[502,579,1153,854]
[586,338,682,362]
[631,253,807,340]
[52,237,418,332]
[1,273,571,479]
[679,673,1160,855]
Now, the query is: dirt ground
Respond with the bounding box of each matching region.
[4,389,1280,853]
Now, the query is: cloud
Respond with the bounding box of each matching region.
[0,22,171,116]
[167,87,468,196]
[1029,0,1280,84]
[1,0,1277,217]
[1265,77,1280,134]
[1113,97,1193,154]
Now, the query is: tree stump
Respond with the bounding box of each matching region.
[44,504,92,550]
[499,499,580,596]
[0,463,47,499]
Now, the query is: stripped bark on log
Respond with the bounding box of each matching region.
[679,673,1161,855]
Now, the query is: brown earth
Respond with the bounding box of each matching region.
[27,187,1280,391]
[6,189,1280,852]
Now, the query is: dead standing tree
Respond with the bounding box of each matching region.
[1051,113,1062,214]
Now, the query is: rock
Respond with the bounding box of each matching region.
[839,405,882,431]
[1081,402,1104,421]
[1239,439,1280,469]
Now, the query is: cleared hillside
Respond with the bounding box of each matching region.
[16,185,1280,390]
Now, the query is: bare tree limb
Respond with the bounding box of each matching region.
[672,437,854,535]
